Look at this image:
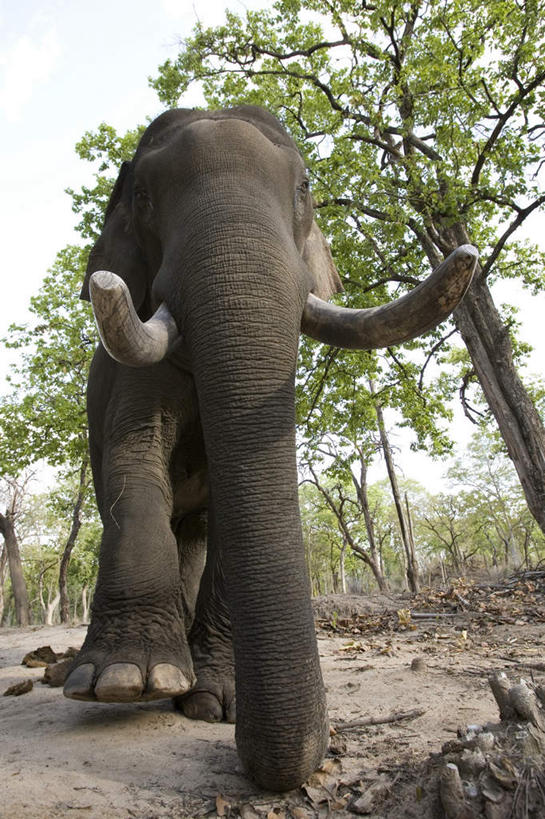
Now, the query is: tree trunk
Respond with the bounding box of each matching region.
[0,508,30,626]
[339,537,347,593]
[352,453,389,591]
[81,584,90,622]
[59,457,89,623]
[372,385,420,592]
[45,592,60,625]
[0,544,7,624]
[432,224,545,536]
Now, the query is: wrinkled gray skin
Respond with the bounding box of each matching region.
[63,106,474,791]
[66,107,339,791]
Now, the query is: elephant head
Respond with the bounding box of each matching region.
[80,105,476,790]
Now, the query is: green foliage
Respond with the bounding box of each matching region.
[151,0,545,457]
[67,123,144,240]
[3,477,101,625]
[0,245,96,474]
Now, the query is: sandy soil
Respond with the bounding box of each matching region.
[1,590,544,818]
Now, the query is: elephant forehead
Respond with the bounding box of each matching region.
[139,117,304,187]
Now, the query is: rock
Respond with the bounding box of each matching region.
[411,656,427,672]
[60,646,79,660]
[4,679,33,696]
[22,646,58,667]
[43,658,74,687]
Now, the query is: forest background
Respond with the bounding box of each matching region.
[1,0,545,627]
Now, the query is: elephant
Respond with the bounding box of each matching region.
[63,104,477,791]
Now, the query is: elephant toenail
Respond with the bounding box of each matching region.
[146,664,193,698]
[94,663,143,702]
[63,663,96,700]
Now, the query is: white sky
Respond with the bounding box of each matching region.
[0,0,544,490]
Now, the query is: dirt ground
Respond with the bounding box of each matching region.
[2,579,545,818]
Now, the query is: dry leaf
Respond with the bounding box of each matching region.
[216,793,230,817]
[397,608,412,626]
[339,640,365,652]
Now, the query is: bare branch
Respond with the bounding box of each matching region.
[418,328,458,390]
[481,194,545,279]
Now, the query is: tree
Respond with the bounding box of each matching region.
[0,475,32,626]
[421,492,484,574]
[447,431,545,567]
[0,245,97,622]
[150,0,545,533]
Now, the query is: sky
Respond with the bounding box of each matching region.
[1,0,544,490]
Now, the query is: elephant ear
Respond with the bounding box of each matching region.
[81,161,148,312]
[302,221,343,300]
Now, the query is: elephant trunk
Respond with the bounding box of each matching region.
[177,233,328,790]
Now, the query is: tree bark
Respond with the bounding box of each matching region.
[0,544,7,624]
[59,457,89,624]
[454,274,545,534]
[372,384,420,593]
[0,506,30,626]
[352,452,389,591]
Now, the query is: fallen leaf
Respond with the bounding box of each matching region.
[339,640,365,652]
[397,609,412,626]
[216,793,230,817]
[290,808,312,819]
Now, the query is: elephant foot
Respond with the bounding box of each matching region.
[65,661,193,702]
[176,676,236,723]
[63,602,196,703]
[174,640,235,722]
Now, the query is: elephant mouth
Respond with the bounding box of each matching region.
[88,244,477,368]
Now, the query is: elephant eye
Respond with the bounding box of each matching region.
[134,187,153,211]
[298,178,310,195]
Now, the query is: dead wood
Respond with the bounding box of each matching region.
[498,656,545,673]
[333,707,425,732]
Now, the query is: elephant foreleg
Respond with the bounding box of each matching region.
[64,364,198,703]
[177,502,236,723]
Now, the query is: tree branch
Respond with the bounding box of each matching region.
[471,69,545,186]
[481,194,545,279]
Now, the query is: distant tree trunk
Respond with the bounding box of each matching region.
[59,457,89,624]
[38,562,59,624]
[372,385,420,593]
[45,592,60,626]
[352,451,389,592]
[0,503,30,627]
[339,537,347,593]
[0,544,7,624]
[81,584,90,622]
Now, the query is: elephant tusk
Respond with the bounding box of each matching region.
[89,270,180,367]
[301,244,478,349]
